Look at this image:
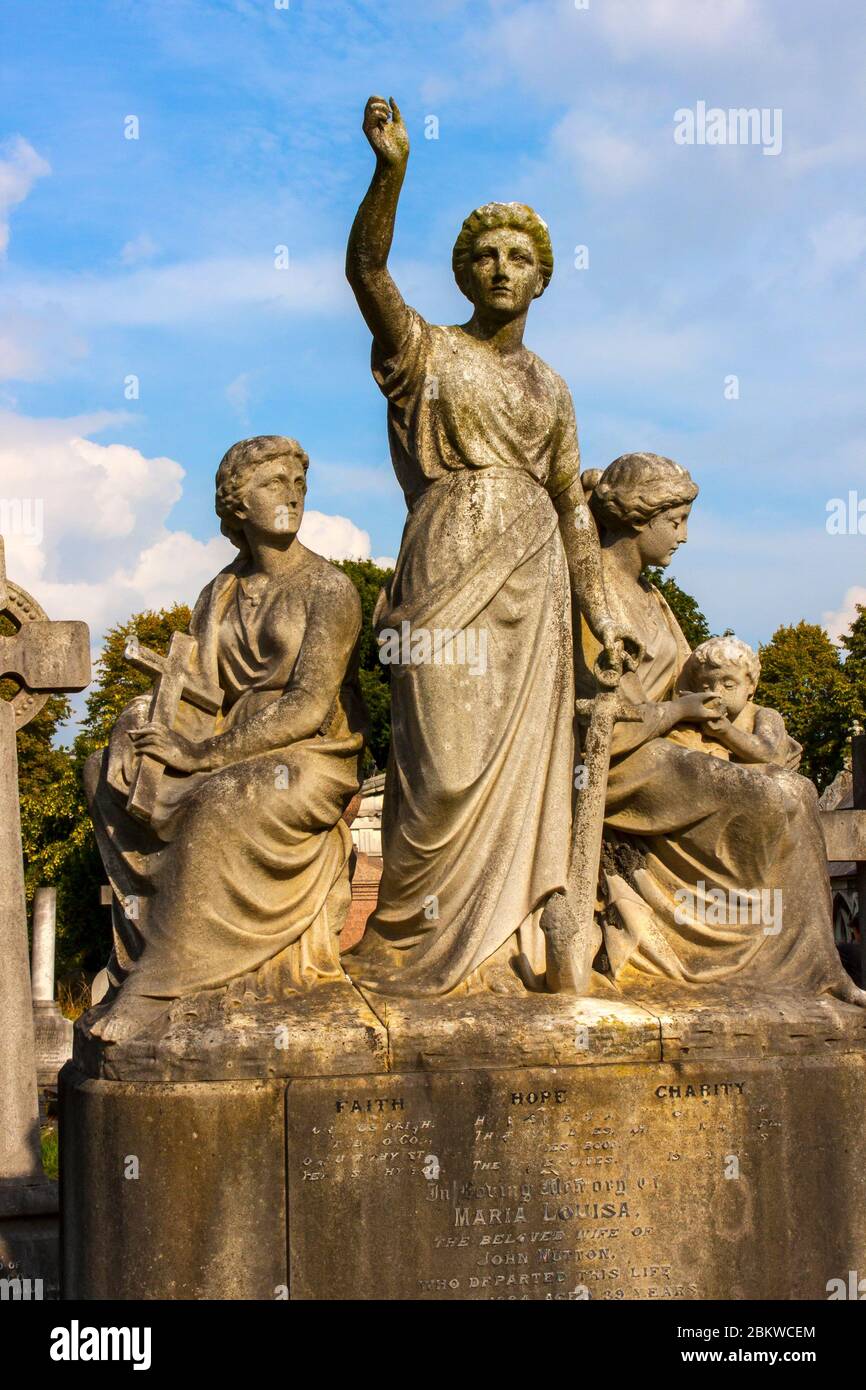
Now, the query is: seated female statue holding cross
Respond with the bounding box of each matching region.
[84,435,366,1043]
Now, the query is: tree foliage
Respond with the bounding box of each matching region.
[333,559,392,773]
[643,568,711,649]
[77,604,192,756]
[756,621,857,791]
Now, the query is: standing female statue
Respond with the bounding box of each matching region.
[85,435,366,1041]
[579,452,865,1005]
[345,96,636,996]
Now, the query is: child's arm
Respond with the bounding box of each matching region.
[702,707,789,766]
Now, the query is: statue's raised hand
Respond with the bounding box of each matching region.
[363,95,409,167]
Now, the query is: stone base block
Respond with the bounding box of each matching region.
[60,988,866,1300]
[59,1069,286,1299]
[73,979,388,1083]
[0,1179,59,1300]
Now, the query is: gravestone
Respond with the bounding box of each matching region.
[30,888,74,1087]
[0,537,90,1298]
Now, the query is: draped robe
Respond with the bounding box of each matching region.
[579,583,856,998]
[349,309,582,995]
[87,555,364,1000]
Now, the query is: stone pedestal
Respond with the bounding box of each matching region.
[60,984,866,1300]
[0,1179,59,1299]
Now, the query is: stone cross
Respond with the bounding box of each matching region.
[0,535,89,1191]
[124,631,222,823]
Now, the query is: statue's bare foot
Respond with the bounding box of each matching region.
[87,993,170,1043]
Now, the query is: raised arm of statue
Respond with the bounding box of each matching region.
[346,95,413,358]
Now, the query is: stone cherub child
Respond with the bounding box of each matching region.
[669,635,802,771]
[83,435,366,1044]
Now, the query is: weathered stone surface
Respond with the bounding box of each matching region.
[362,988,661,1071]
[84,436,366,1045]
[0,539,88,1303]
[33,1004,74,1088]
[0,1173,59,1302]
[74,980,388,1083]
[628,982,866,1061]
[62,988,866,1299]
[287,1055,866,1301]
[345,95,638,1000]
[0,699,42,1183]
[60,1066,286,1299]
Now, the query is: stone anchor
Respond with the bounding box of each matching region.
[0,534,90,1294]
[542,649,640,993]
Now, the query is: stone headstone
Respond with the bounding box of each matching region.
[30,887,73,1087]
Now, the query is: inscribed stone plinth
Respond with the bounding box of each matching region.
[286,1056,866,1300]
[61,986,866,1300]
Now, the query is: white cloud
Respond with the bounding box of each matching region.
[0,411,183,575]
[823,586,866,644]
[807,212,866,284]
[10,252,349,328]
[225,371,252,425]
[0,410,388,651]
[0,136,50,257]
[0,297,88,382]
[120,232,159,266]
[298,510,372,562]
[549,111,652,194]
[24,532,234,638]
[597,0,759,57]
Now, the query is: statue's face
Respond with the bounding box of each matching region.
[689,661,755,719]
[467,227,544,318]
[638,503,691,568]
[237,454,307,540]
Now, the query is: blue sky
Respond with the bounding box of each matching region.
[1,0,865,659]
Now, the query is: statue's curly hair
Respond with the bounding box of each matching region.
[680,636,761,689]
[451,202,553,301]
[582,453,698,533]
[215,435,309,553]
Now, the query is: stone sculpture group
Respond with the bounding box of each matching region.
[79,94,863,1043]
[41,94,866,1306]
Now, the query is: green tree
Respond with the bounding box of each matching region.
[756,621,856,790]
[840,603,866,723]
[643,568,711,648]
[334,559,392,773]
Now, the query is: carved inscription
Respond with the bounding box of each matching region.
[286,1060,865,1300]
